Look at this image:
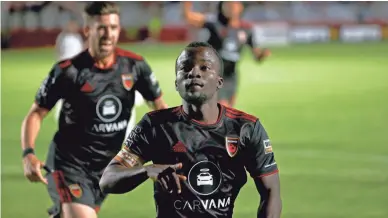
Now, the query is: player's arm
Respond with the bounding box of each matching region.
[246,31,271,63]
[254,172,281,218]
[100,115,185,194]
[135,60,168,110]
[244,120,282,218]
[21,62,68,184]
[100,115,152,194]
[182,1,207,28]
[99,147,148,194]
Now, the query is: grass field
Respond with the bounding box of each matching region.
[2,42,388,218]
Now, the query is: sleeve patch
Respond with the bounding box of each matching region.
[263,139,273,154]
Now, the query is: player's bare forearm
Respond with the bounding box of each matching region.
[99,159,149,194]
[255,173,282,218]
[183,2,193,14]
[182,1,205,28]
[21,103,49,150]
[148,98,168,110]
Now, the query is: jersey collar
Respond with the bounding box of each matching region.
[180,104,225,129]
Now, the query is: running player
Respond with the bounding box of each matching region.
[100,42,281,218]
[54,19,144,135]
[183,2,271,107]
[21,2,168,218]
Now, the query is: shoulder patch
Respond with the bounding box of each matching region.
[225,107,258,123]
[116,48,144,61]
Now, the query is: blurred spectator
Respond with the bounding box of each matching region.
[1,1,388,49]
[55,19,84,61]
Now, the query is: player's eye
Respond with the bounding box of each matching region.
[200,66,210,71]
[97,25,106,30]
[180,65,192,72]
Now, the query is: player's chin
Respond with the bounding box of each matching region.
[99,45,115,55]
[98,49,113,58]
[183,92,207,104]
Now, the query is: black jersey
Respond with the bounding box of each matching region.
[201,15,257,73]
[35,48,162,174]
[124,104,278,218]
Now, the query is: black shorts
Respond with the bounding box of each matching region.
[46,169,106,217]
[219,72,238,101]
[219,60,238,101]
[45,142,107,217]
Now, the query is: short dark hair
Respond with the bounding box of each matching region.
[184,41,224,76]
[83,2,120,23]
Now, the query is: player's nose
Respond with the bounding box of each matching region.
[188,66,202,78]
[103,27,114,38]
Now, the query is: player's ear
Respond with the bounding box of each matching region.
[217,76,224,90]
[175,80,178,91]
[83,25,90,38]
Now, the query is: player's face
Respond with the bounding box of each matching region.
[85,14,120,58]
[175,47,223,105]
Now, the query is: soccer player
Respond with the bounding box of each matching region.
[183,2,271,107]
[53,19,145,135]
[100,42,282,218]
[21,2,168,218]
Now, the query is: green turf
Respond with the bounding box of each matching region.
[2,42,388,218]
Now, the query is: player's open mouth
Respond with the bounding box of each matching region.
[100,40,112,45]
[100,41,113,49]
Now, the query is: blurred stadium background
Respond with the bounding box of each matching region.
[1,1,388,218]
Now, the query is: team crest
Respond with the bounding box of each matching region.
[68,184,82,198]
[263,139,273,154]
[225,137,239,157]
[122,74,133,91]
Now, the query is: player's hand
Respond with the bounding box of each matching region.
[23,154,48,185]
[145,163,187,194]
[255,48,271,63]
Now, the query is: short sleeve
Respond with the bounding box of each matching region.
[35,63,67,110]
[135,60,162,101]
[124,114,154,163]
[244,120,278,178]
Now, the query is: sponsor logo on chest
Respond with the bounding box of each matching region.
[174,160,231,211]
[92,94,128,133]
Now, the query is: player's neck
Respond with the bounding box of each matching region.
[182,101,220,124]
[88,48,116,69]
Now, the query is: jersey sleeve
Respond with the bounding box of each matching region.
[35,63,67,110]
[244,120,278,178]
[123,114,155,163]
[135,59,162,102]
